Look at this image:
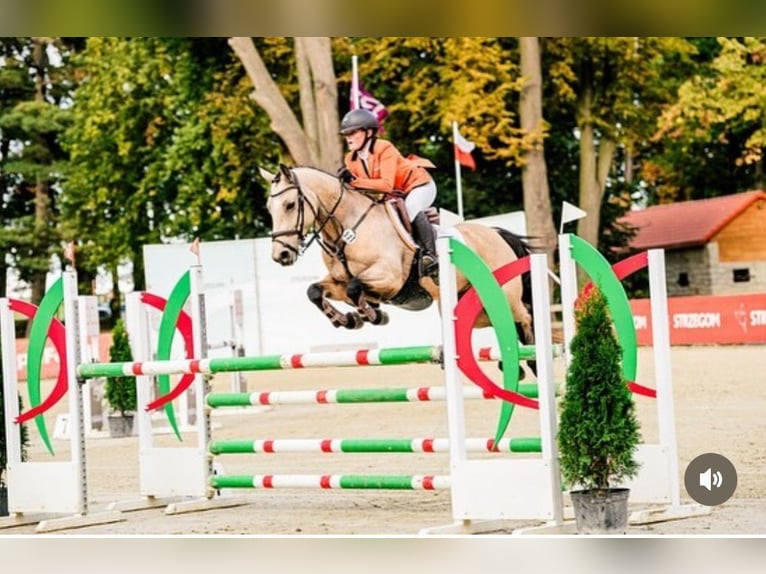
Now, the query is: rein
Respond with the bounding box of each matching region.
[269,169,381,272]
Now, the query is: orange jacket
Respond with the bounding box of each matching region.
[344,139,434,194]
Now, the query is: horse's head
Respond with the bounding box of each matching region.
[260,164,314,266]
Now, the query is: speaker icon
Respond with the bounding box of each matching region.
[699,468,723,491]
[685,453,737,506]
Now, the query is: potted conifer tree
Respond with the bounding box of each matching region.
[557,287,641,534]
[105,318,137,438]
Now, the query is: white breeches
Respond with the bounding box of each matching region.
[405,180,437,220]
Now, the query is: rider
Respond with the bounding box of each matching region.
[338,108,439,282]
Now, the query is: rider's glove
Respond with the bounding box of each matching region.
[337,167,354,183]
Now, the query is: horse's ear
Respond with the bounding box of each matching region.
[259,167,274,182]
[279,163,294,182]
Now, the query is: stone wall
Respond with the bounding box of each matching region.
[664,242,766,296]
[665,246,711,296]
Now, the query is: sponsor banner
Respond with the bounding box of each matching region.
[630,293,766,345]
[14,332,113,382]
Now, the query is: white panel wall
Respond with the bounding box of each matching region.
[142,212,525,357]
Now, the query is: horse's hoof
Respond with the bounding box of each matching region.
[374,311,389,326]
[345,312,364,329]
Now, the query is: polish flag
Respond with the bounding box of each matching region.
[189,237,200,256]
[454,128,476,170]
[63,242,75,267]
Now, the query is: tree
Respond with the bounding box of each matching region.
[104,319,136,416]
[519,37,557,257]
[654,37,766,200]
[544,37,697,247]
[63,37,270,302]
[228,37,342,171]
[557,287,641,491]
[0,38,77,304]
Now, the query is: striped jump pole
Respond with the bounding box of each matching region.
[77,344,540,379]
[210,437,543,455]
[206,383,545,408]
[211,474,452,490]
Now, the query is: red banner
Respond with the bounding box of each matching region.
[630,293,766,345]
[14,332,113,382]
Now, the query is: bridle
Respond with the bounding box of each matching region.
[268,169,346,257]
[268,168,381,269]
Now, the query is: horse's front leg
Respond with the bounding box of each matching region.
[307,277,364,330]
[346,277,389,326]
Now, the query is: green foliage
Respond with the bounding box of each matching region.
[0,356,29,486]
[557,287,641,491]
[62,38,274,292]
[2,36,764,306]
[653,37,766,200]
[0,38,77,301]
[104,319,136,416]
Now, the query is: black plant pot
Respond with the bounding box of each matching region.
[107,414,136,438]
[570,488,630,534]
[0,485,8,517]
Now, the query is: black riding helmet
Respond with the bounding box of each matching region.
[339,109,379,135]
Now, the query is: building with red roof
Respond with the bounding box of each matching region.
[620,191,766,296]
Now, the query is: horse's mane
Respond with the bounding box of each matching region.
[292,165,338,179]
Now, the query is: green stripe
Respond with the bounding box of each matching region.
[338,475,424,489]
[26,277,64,455]
[335,388,410,403]
[210,440,255,455]
[376,346,441,364]
[450,238,520,444]
[206,393,254,408]
[207,355,284,371]
[79,363,127,378]
[340,439,415,453]
[156,271,191,441]
[517,346,536,360]
[570,235,638,384]
[210,475,255,489]
[508,437,542,452]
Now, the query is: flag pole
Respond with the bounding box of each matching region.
[452,121,465,221]
[351,55,360,110]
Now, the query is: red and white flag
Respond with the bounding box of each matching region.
[190,237,200,263]
[350,56,388,133]
[63,242,75,267]
[357,84,389,126]
[454,127,476,170]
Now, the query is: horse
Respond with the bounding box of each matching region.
[259,164,536,353]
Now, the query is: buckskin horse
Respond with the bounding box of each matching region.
[260,164,535,350]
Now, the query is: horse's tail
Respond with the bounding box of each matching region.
[492,227,536,310]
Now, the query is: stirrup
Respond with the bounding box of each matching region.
[419,253,439,285]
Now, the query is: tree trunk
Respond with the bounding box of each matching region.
[300,37,342,171]
[229,37,341,171]
[30,37,50,307]
[576,76,616,249]
[519,37,557,265]
[229,37,314,165]
[294,38,320,164]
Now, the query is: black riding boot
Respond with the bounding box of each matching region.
[411,211,439,284]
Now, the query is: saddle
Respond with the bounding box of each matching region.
[386,194,439,235]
